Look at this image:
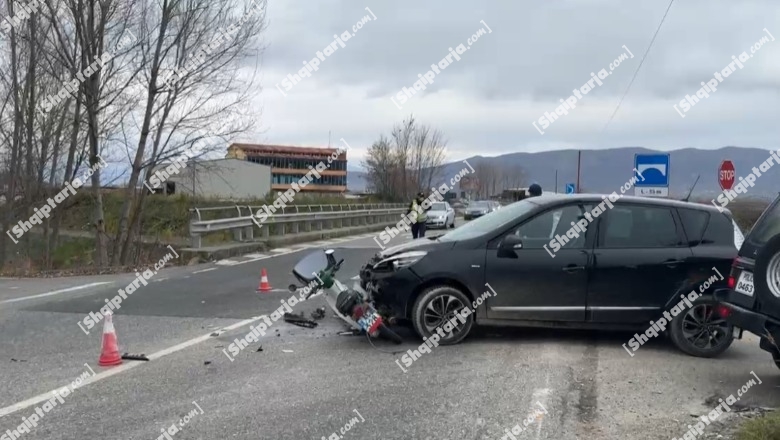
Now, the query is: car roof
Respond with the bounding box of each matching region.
[526,193,732,216]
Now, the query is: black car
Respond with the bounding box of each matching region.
[360,194,742,357]
[714,194,780,369]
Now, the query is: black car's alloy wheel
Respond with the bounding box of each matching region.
[753,235,780,318]
[670,297,733,357]
[767,251,780,299]
[411,286,474,345]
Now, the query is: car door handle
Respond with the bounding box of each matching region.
[663,259,683,268]
[563,265,585,273]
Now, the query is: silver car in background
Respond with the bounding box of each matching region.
[464,200,500,220]
[425,202,456,229]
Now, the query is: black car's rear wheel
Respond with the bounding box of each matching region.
[670,296,733,357]
[411,286,473,345]
[755,235,780,311]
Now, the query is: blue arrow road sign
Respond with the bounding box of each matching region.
[634,154,670,187]
[565,183,576,194]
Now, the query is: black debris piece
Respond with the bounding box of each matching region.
[121,353,150,361]
[311,307,326,320]
[204,361,211,365]
[256,346,263,352]
[283,312,318,328]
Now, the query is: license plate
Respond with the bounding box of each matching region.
[735,271,754,297]
[357,307,382,334]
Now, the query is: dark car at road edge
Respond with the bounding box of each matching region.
[714,194,780,370]
[361,194,742,357]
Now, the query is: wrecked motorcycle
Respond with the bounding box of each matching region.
[289,249,403,344]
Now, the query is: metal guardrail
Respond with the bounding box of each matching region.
[188,203,406,222]
[188,204,407,248]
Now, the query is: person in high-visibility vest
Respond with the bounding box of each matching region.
[408,192,429,239]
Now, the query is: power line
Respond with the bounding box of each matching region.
[602,0,675,132]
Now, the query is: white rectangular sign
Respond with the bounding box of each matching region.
[634,187,669,197]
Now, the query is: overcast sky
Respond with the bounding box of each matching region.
[238,0,780,169]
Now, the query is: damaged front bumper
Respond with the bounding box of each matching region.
[360,254,422,320]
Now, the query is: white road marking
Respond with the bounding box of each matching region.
[192,268,217,274]
[153,278,168,283]
[0,362,144,417]
[0,312,278,417]
[219,229,412,263]
[0,248,370,417]
[0,282,113,305]
[531,374,551,439]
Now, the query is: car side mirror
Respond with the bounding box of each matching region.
[498,235,523,258]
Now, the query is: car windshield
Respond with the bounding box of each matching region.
[430,203,447,211]
[748,197,780,246]
[470,202,489,209]
[438,199,539,241]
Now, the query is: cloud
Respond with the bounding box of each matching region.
[246,0,780,167]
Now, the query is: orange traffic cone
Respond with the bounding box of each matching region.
[257,268,272,293]
[98,311,122,366]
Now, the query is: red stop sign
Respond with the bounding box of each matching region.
[719,160,736,191]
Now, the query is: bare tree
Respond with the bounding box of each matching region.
[362,135,395,199]
[364,115,448,202]
[112,0,266,265]
[410,123,446,193]
[0,0,267,270]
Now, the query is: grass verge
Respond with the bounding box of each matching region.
[736,410,780,440]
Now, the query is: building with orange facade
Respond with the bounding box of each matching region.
[226,143,347,194]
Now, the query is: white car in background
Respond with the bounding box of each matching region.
[426,202,456,229]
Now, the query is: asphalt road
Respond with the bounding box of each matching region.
[1,223,778,440]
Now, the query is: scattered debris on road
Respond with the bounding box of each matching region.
[282,350,293,353]
[284,312,318,328]
[311,307,326,320]
[204,361,211,365]
[121,353,149,361]
[10,358,27,362]
[256,346,263,352]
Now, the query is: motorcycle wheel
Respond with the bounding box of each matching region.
[378,323,403,344]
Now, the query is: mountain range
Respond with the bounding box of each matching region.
[347,147,780,200]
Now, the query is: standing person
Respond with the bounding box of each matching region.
[527,183,542,197]
[407,192,429,239]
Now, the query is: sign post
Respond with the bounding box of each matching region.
[719,160,735,191]
[634,154,670,197]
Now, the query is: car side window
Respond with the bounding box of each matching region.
[677,208,710,245]
[600,205,681,248]
[512,205,588,249]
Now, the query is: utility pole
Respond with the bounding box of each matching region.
[554,169,558,193]
[576,150,581,193]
